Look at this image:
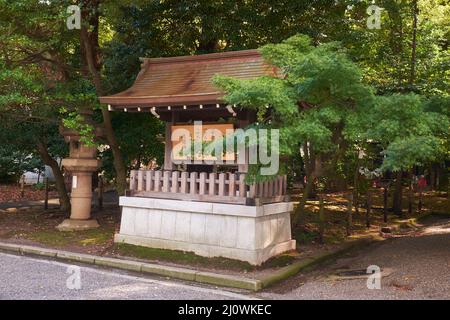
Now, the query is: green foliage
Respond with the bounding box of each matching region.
[0,0,73,181]
[0,146,43,182]
[341,0,450,95]
[100,113,164,180]
[1,0,448,193]
[33,182,45,191]
[367,93,449,171]
[214,33,449,187]
[0,61,67,181]
[60,109,97,147]
[381,136,443,171]
[214,34,375,177]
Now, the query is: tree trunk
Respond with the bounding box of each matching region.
[409,0,418,88]
[100,106,128,195]
[80,9,128,195]
[383,186,388,222]
[408,171,414,214]
[353,156,360,215]
[292,172,315,227]
[134,152,142,170]
[366,189,372,228]
[346,193,353,236]
[387,2,405,87]
[429,164,436,190]
[436,164,441,189]
[318,195,325,244]
[291,142,315,228]
[393,171,403,216]
[418,191,423,212]
[36,141,71,212]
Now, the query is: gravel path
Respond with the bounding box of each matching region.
[262,216,450,300]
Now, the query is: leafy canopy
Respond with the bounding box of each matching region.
[214,34,375,158]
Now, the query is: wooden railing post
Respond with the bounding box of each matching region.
[228,173,236,197]
[249,183,256,198]
[190,172,198,195]
[146,171,153,191]
[277,176,283,196]
[258,182,263,197]
[162,171,170,192]
[129,170,137,191]
[218,173,226,196]
[199,172,207,195]
[154,171,161,192]
[171,171,179,193]
[269,180,274,197]
[208,173,216,196]
[180,171,189,193]
[261,180,267,197]
[137,170,144,191]
[238,174,246,197]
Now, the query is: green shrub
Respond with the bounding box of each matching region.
[33,182,45,190]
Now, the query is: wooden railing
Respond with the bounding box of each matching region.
[128,170,288,205]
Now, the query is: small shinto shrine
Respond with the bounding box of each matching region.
[100,50,295,265]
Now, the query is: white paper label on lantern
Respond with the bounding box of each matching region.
[72,176,77,189]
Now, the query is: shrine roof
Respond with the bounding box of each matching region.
[99,49,277,108]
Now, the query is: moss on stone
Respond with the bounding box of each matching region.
[114,243,255,271]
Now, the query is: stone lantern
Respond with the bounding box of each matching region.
[57,110,102,231]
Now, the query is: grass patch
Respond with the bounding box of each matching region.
[262,254,296,268]
[324,230,346,244]
[115,243,255,271]
[29,227,113,247]
[294,228,319,245]
[29,230,72,246]
[115,243,298,271]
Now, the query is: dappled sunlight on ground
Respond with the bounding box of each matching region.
[295,189,449,249]
[422,224,450,235]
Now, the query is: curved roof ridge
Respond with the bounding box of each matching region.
[100,49,276,108]
[139,49,261,65]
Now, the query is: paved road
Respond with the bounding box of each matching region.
[0,252,254,300]
[262,216,450,300]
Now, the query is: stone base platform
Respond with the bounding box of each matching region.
[56,219,100,231]
[115,197,296,265]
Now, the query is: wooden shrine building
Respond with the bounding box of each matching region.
[100,50,295,265]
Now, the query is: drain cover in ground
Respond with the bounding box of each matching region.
[329,267,393,281]
[335,269,370,277]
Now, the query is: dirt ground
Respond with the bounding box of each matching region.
[261,214,450,299]
[0,188,448,278]
[0,184,58,203]
[294,189,449,244]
